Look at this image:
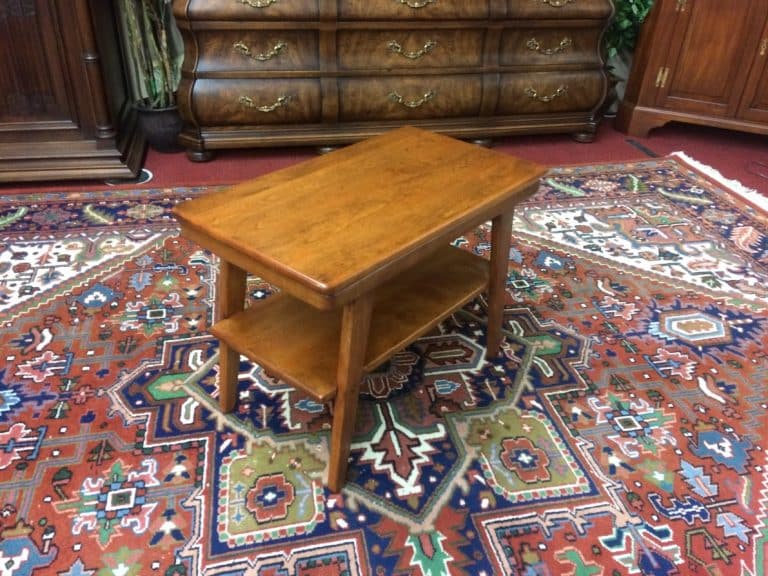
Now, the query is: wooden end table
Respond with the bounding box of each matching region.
[173,127,545,492]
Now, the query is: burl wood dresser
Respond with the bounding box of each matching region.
[172,0,613,160]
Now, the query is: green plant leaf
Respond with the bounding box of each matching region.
[116,0,182,108]
[605,0,655,58]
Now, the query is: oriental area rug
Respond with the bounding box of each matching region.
[0,155,766,576]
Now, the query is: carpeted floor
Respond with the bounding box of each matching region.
[3,120,768,195]
[0,154,766,575]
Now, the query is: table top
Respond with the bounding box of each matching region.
[173,126,546,308]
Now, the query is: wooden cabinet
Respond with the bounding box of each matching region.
[616,0,768,137]
[172,0,613,161]
[740,20,768,125]
[0,0,144,183]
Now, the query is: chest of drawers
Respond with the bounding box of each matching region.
[172,0,613,160]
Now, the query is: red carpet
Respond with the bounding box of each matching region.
[0,154,766,575]
[1,120,766,195]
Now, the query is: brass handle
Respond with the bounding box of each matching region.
[655,67,670,88]
[537,0,574,6]
[388,89,436,108]
[526,37,573,55]
[524,85,568,102]
[233,40,287,61]
[397,0,435,8]
[387,40,437,60]
[239,94,291,112]
[761,39,768,57]
[238,0,278,7]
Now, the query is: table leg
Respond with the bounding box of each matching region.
[217,259,247,413]
[328,295,373,492]
[486,211,513,359]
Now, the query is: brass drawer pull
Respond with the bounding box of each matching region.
[388,89,436,108]
[526,37,573,55]
[387,40,437,60]
[238,0,278,7]
[524,85,568,102]
[239,94,292,112]
[397,0,436,8]
[537,0,575,6]
[233,40,287,61]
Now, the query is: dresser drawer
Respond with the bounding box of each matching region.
[182,0,318,20]
[500,27,603,66]
[505,0,612,19]
[497,71,605,114]
[338,29,485,70]
[338,0,489,20]
[186,79,321,125]
[338,75,483,120]
[193,30,319,73]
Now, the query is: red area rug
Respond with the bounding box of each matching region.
[0,155,766,575]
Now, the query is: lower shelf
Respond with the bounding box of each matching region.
[211,245,489,401]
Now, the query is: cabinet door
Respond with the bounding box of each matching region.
[0,0,76,138]
[0,0,143,181]
[738,10,768,123]
[654,0,765,118]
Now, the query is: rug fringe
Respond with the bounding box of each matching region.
[671,151,768,213]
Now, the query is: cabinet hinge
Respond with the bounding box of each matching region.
[761,39,768,57]
[655,67,670,88]
[675,0,687,12]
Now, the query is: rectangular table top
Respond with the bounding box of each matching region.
[173,126,546,308]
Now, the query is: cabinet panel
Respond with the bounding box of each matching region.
[0,0,143,181]
[338,0,489,20]
[337,29,485,70]
[338,75,483,121]
[738,17,768,123]
[500,27,603,67]
[655,0,758,116]
[616,0,768,138]
[505,0,612,19]
[192,30,320,73]
[0,1,74,129]
[497,71,605,114]
[186,78,322,125]
[184,0,319,20]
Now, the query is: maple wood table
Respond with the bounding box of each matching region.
[173,127,545,492]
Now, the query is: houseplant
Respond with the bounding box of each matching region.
[605,0,655,60]
[117,0,184,152]
[603,0,655,115]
